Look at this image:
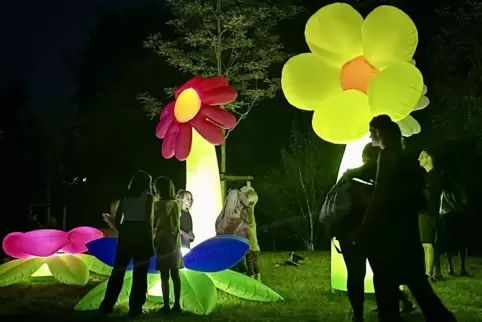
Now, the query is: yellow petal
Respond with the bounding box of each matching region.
[415,96,430,111]
[397,115,421,137]
[282,53,341,111]
[368,62,423,122]
[305,3,363,68]
[312,90,372,144]
[362,5,418,69]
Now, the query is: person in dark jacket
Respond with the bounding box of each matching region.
[361,115,455,322]
[176,190,194,249]
[418,150,443,281]
[439,173,469,277]
[99,171,155,318]
[335,143,413,322]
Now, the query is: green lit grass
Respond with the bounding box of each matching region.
[0,252,481,321]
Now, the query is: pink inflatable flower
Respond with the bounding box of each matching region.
[155,76,238,161]
[0,227,110,287]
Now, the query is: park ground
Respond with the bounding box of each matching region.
[0,252,481,322]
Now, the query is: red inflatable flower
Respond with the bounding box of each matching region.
[156,76,238,160]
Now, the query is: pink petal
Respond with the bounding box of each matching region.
[201,87,238,106]
[175,124,193,161]
[162,123,180,159]
[199,76,229,93]
[15,229,69,257]
[199,105,237,129]
[191,116,225,145]
[2,232,30,258]
[62,227,104,254]
[175,76,203,99]
[156,102,175,139]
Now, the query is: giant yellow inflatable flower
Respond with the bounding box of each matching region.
[282,3,426,143]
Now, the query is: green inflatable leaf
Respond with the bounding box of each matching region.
[75,254,113,276]
[47,255,89,286]
[179,270,216,315]
[147,273,165,303]
[207,270,284,302]
[0,258,45,287]
[75,271,133,311]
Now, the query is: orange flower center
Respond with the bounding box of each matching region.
[174,88,201,123]
[341,56,379,94]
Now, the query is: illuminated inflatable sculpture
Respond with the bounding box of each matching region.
[281,3,430,293]
[75,236,283,315]
[156,76,237,247]
[0,227,106,286]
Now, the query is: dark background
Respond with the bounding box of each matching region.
[1,0,481,253]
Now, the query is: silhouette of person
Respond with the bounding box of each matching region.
[361,115,455,322]
[99,170,155,318]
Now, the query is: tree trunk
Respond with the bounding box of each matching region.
[215,0,227,200]
[186,129,223,247]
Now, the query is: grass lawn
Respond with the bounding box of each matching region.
[0,251,481,321]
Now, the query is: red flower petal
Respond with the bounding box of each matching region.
[201,87,238,106]
[198,105,237,129]
[199,76,229,93]
[191,116,225,145]
[175,124,192,161]
[175,76,203,99]
[162,124,180,159]
[156,102,175,139]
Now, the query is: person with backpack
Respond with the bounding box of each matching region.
[321,143,413,322]
[439,173,469,277]
[361,115,455,322]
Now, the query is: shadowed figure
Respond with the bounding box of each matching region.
[361,115,455,322]
[99,170,155,318]
[327,143,413,322]
[153,176,183,314]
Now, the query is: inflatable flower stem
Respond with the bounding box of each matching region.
[156,76,238,246]
[281,3,430,293]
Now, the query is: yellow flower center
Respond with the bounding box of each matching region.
[341,56,379,94]
[174,88,201,123]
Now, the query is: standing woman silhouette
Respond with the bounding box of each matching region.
[153,176,183,313]
[100,171,155,318]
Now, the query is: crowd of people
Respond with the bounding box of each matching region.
[99,172,260,318]
[323,115,465,322]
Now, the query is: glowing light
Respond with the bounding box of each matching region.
[174,88,201,123]
[31,263,52,277]
[337,135,371,180]
[186,129,223,247]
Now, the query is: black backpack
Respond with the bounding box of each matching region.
[320,174,374,239]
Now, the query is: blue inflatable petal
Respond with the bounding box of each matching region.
[148,256,158,274]
[86,237,132,269]
[87,237,158,273]
[184,235,249,272]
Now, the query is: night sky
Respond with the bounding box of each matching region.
[0,0,455,113]
[0,0,159,111]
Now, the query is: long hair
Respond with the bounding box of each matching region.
[154,176,176,200]
[370,115,403,149]
[125,170,152,198]
[215,189,241,234]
